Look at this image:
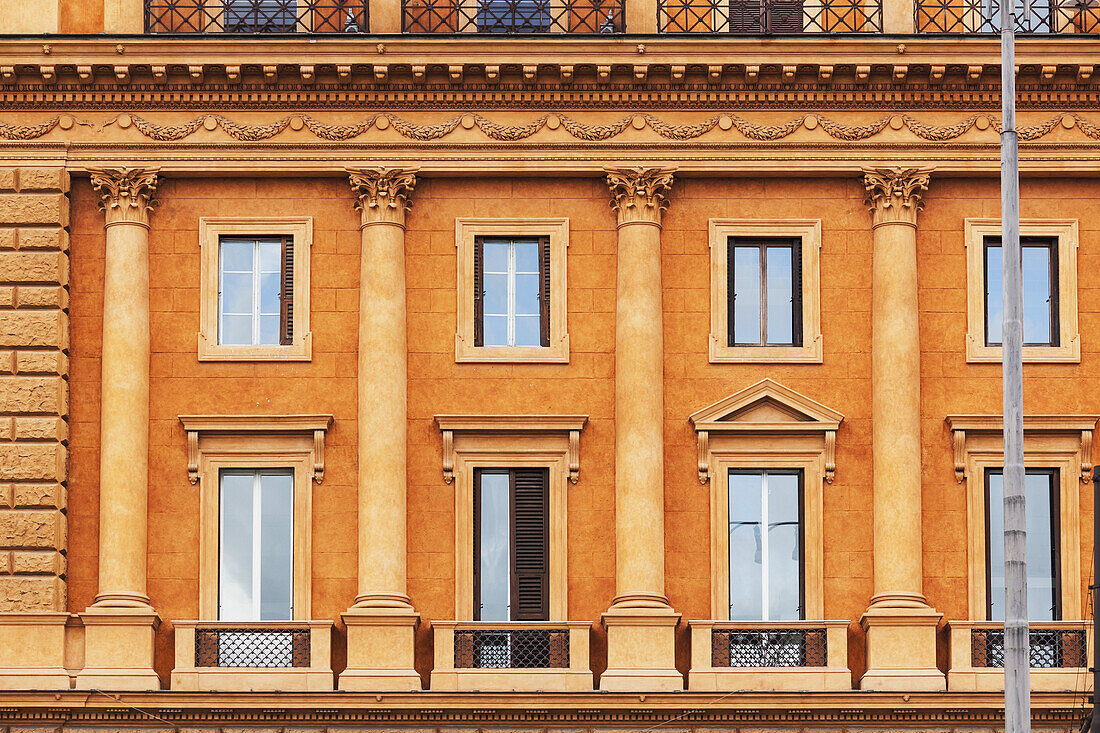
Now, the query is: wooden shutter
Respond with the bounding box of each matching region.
[791,239,803,347]
[726,237,736,347]
[539,236,551,347]
[510,468,549,621]
[473,237,485,347]
[279,236,294,346]
[472,468,482,620]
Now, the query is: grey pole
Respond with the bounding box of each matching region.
[1000,0,1030,730]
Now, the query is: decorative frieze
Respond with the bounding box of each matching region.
[605,167,676,227]
[862,166,933,227]
[347,168,418,227]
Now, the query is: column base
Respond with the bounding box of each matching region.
[0,612,73,689]
[75,607,160,691]
[859,604,945,691]
[600,606,682,691]
[339,607,422,691]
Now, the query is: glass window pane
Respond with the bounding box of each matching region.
[987,471,1058,621]
[483,241,509,273]
[985,244,1004,346]
[514,315,541,347]
[258,241,281,273]
[766,247,794,345]
[514,240,540,273]
[259,272,281,315]
[1021,245,1052,345]
[733,246,761,344]
[514,274,541,316]
[478,472,511,621]
[219,472,255,621]
[220,315,253,346]
[483,315,508,347]
[221,272,254,315]
[729,472,763,620]
[767,473,801,621]
[259,315,280,347]
[483,273,508,315]
[220,240,253,272]
[259,472,294,621]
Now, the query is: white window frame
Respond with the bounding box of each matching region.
[482,238,542,348]
[218,238,283,348]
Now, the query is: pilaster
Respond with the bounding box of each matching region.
[340,168,421,691]
[859,166,944,692]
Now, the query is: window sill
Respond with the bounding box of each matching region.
[708,334,823,364]
[455,334,569,363]
[197,332,312,362]
[964,334,1080,364]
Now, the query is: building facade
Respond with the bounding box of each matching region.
[0,0,1096,730]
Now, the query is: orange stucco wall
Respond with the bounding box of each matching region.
[59,0,104,32]
[67,173,1097,686]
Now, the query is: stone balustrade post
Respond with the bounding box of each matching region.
[600,167,682,692]
[858,166,945,691]
[340,168,422,691]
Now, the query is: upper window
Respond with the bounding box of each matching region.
[728,469,803,621]
[474,468,549,621]
[964,219,1079,363]
[219,469,294,621]
[455,219,569,363]
[199,217,311,361]
[984,469,1060,621]
[983,237,1059,348]
[709,220,822,364]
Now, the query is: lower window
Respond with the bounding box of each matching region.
[728,469,803,621]
[219,469,295,622]
[985,468,1060,621]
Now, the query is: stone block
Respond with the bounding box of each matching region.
[12,483,64,509]
[17,228,67,251]
[16,169,69,193]
[0,575,62,611]
[11,549,64,575]
[0,287,13,308]
[0,251,68,285]
[14,416,67,442]
[0,231,15,250]
[0,443,66,482]
[0,352,12,373]
[14,351,66,375]
[0,195,68,226]
[15,285,68,309]
[0,508,63,547]
[0,376,66,413]
[0,170,16,192]
[0,311,67,349]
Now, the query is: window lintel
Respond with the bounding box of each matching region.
[946,414,1098,484]
[179,414,334,484]
[434,414,588,484]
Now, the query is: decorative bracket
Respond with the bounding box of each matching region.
[947,414,1099,484]
[179,414,334,485]
[824,430,837,484]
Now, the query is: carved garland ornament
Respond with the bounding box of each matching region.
[88,167,159,225]
[347,167,418,226]
[9,111,1100,144]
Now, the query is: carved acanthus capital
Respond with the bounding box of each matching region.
[862,166,932,227]
[605,167,676,227]
[89,167,159,227]
[348,167,418,227]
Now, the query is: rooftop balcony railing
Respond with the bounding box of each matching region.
[402,0,624,32]
[916,0,1100,31]
[947,621,1091,692]
[146,0,368,32]
[657,0,882,31]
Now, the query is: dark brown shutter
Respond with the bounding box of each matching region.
[279,236,294,346]
[510,468,549,621]
[727,237,736,347]
[472,468,482,620]
[539,236,551,347]
[791,239,803,347]
[474,236,485,347]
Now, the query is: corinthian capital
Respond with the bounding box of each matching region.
[862,167,933,227]
[89,167,159,227]
[605,167,676,226]
[348,167,418,227]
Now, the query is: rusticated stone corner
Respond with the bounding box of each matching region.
[0,167,69,612]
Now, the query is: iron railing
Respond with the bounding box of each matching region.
[454,628,570,669]
[146,0,368,32]
[711,627,828,668]
[658,0,881,31]
[970,628,1087,668]
[194,627,311,668]
[402,0,623,32]
[916,0,1100,31]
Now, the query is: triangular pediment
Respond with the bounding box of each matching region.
[689,378,843,432]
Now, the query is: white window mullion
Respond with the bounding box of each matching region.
[251,240,262,346]
[507,241,517,347]
[760,471,770,622]
[251,472,263,621]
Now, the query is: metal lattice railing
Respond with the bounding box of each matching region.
[146,0,368,33]
[402,0,623,32]
[970,628,1087,668]
[711,628,827,667]
[916,0,1100,31]
[195,628,311,668]
[454,629,570,669]
[658,0,881,31]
